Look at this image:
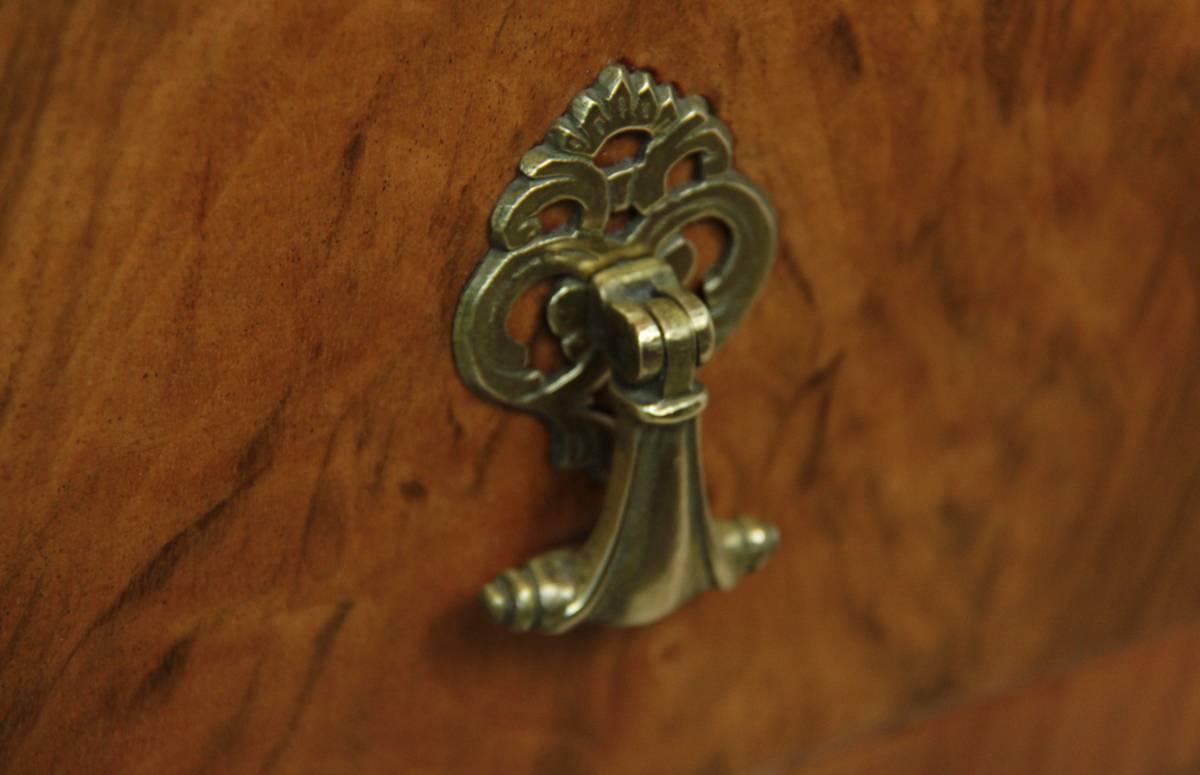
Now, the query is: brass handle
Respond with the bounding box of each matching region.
[453,64,779,633]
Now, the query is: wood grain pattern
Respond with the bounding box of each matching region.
[1,1,1198,773]
[799,618,1200,775]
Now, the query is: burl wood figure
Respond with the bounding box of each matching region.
[1,2,1198,774]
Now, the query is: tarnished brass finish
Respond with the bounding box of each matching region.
[453,64,779,633]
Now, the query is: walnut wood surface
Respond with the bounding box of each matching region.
[802,618,1200,775]
[2,1,1198,773]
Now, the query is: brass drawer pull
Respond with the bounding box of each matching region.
[453,64,778,633]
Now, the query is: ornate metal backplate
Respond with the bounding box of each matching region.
[453,63,777,472]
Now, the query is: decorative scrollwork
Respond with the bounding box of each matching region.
[453,63,777,471]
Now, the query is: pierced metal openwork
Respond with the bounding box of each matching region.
[453,64,780,633]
